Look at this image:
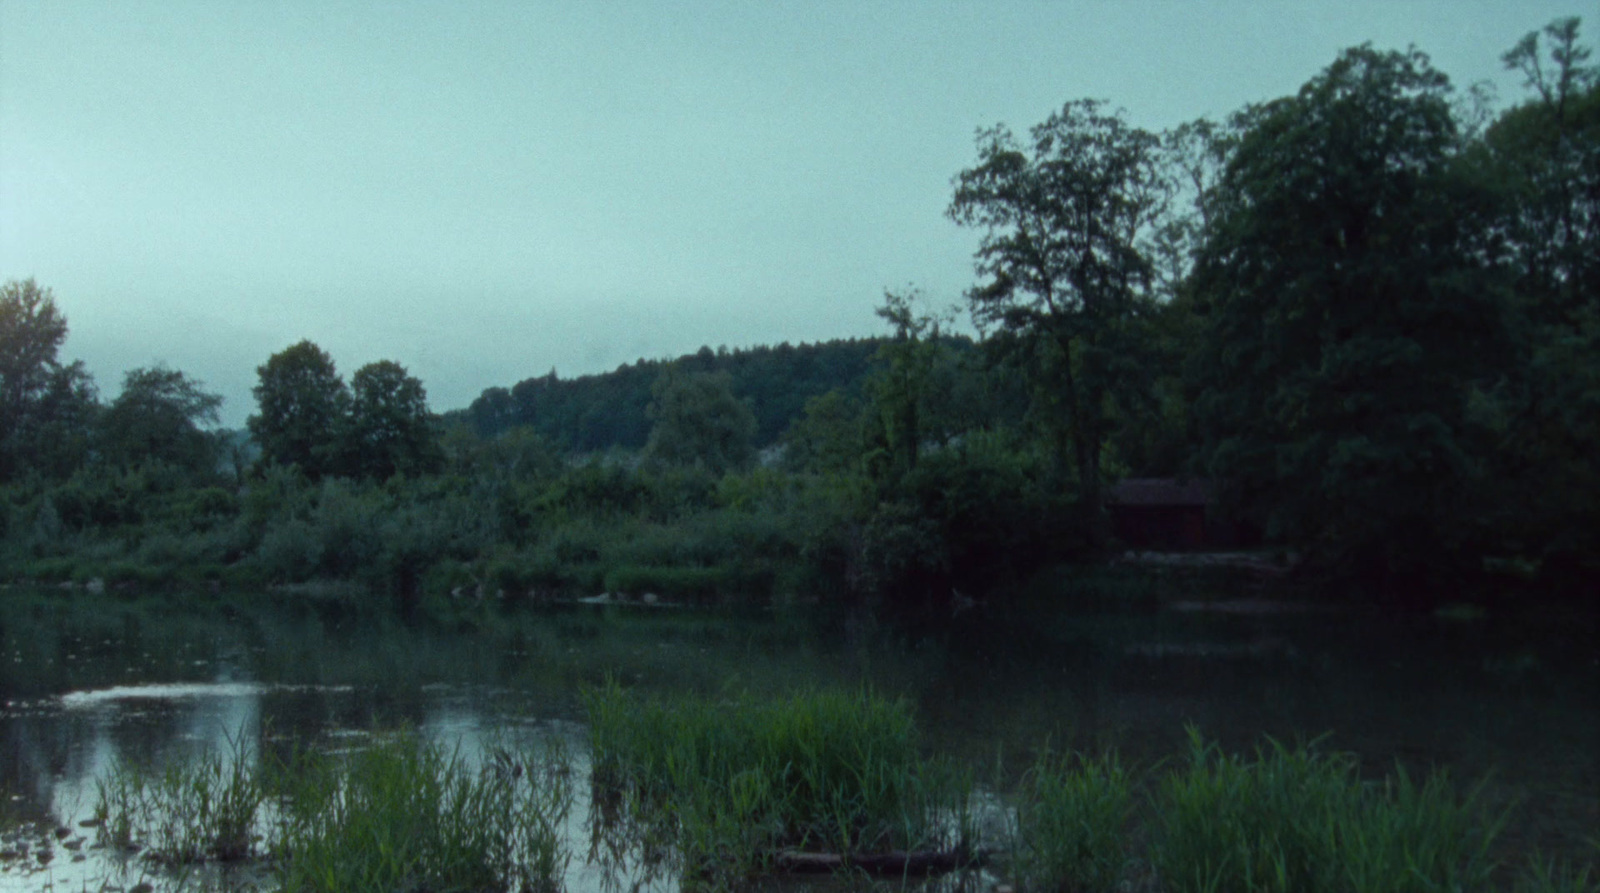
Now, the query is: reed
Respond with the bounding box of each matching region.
[270,733,573,893]
[1151,727,1505,893]
[1012,747,1133,893]
[93,735,264,863]
[584,681,972,881]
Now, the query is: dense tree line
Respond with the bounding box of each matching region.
[1,16,1596,607]
[457,338,890,451]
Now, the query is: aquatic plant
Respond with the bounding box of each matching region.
[269,733,573,893]
[584,681,973,881]
[1515,854,1600,893]
[1152,727,1505,893]
[93,735,265,863]
[1011,747,1133,893]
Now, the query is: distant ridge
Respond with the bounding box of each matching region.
[450,337,944,451]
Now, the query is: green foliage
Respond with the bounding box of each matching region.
[248,340,350,478]
[99,365,225,475]
[1013,748,1133,893]
[949,100,1170,519]
[584,681,971,881]
[643,367,757,474]
[271,734,572,893]
[0,279,98,482]
[462,339,883,451]
[94,735,265,863]
[1193,45,1507,578]
[344,359,441,480]
[1152,729,1504,893]
[93,730,572,892]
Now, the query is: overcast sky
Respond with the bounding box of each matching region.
[1,1,1590,426]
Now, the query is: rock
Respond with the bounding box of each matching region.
[85,577,106,594]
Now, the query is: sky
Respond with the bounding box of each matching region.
[1,1,1592,426]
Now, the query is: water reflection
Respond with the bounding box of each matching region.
[0,589,1595,891]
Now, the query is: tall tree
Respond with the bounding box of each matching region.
[1470,18,1600,576]
[345,360,440,480]
[100,365,224,474]
[642,367,756,474]
[948,100,1169,524]
[248,340,349,477]
[1193,46,1506,575]
[0,279,98,481]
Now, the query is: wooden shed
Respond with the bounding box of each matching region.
[1108,478,1256,550]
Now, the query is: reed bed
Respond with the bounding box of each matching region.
[583,681,974,880]
[1149,728,1507,893]
[1011,748,1133,893]
[93,731,572,893]
[94,735,264,863]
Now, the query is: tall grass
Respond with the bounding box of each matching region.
[1012,748,1132,893]
[1151,727,1506,893]
[584,681,973,880]
[93,730,573,892]
[94,735,264,863]
[270,734,573,893]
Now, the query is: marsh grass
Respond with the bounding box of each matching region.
[92,730,572,892]
[1151,727,1507,893]
[1011,748,1132,893]
[269,733,573,893]
[94,733,264,863]
[584,681,974,882]
[1516,854,1600,893]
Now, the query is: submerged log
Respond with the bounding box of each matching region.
[774,846,993,875]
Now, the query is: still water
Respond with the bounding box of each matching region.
[1,579,1596,891]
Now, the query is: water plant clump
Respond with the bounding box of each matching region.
[91,730,573,892]
[270,733,574,893]
[1011,747,1133,893]
[1150,727,1508,893]
[93,737,265,863]
[584,681,975,880]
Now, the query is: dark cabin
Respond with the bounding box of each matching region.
[1108,478,1257,550]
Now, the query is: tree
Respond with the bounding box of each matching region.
[100,365,224,474]
[1,279,98,481]
[1489,17,1600,324]
[642,367,756,474]
[1192,46,1507,576]
[345,360,440,480]
[948,100,1169,525]
[248,340,349,477]
[1467,18,1600,577]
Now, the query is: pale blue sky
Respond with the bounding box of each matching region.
[0,1,1589,425]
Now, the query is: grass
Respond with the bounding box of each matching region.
[584,681,974,881]
[270,733,573,893]
[1151,727,1507,893]
[94,733,264,862]
[1012,747,1133,893]
[91,730,573,892]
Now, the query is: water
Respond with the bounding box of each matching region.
[2,581,1596,891]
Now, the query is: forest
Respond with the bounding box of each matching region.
[2,21,1597,613]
